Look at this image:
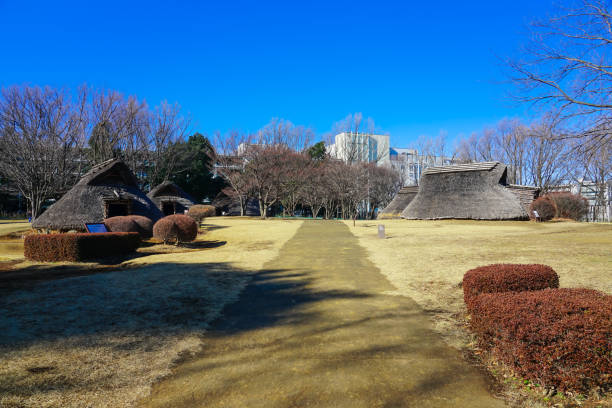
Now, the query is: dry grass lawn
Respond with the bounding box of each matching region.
[0,220,30,237]
[346,219,612,350]
[0,217,303,408]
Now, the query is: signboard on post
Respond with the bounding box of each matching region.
[85,223,108,233]
[378,224,385,239]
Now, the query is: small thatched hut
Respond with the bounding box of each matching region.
[147,181,196,216]
[32,159,162,231]
[212,189,260,216]
[401,162,536,220]
[377,186,419,219]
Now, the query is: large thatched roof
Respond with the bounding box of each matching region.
[401,162,530,220]
[212,189,260,216]
[32,159,162,231]
[147,181,196,214]
[377,186,419,219]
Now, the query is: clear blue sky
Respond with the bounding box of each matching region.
[0,0,553,148]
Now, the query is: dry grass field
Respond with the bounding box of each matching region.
[0,217,303,408]
[346,219,612,350]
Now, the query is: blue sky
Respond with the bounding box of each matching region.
[0,1,553,148]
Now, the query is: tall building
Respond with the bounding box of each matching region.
[328,132,390,165]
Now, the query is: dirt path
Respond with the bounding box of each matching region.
[139,221,505,408]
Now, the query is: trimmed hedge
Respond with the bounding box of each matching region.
[187,205,216,224]
[24,232,140,262]
[153,214,198,244]
[529,196,556,221]
[470,288,612,393]
[547,192,588,220]
[105,215,153,238]
[463,264,559,312]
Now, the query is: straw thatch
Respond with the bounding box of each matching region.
[212,189,260,216]
[32,159,162,231]
[401,162,532,220]
[377,186,419,219]
[506,184,540,214]
[147,181,196,216]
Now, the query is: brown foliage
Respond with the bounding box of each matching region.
[24,232,140,262]
[463,264,559,312]
[470,288,611,393]
[104,215,153,238]
[547,192,588,220]
[187,205,216,223]
[529,196,556,221]
[153,214,198,244]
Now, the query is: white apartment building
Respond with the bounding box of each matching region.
[328,132,391,165]
[389,147,459,186]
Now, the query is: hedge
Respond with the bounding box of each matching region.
[24,232,141,262]
[463,264,559,312]
[470,288,612,393]
[529,196,556,221]
[547,192,588,220]
[153,214,198,244]
[187,205,216,224]
[104,215,153,238]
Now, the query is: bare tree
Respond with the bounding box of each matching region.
[0,85,88,219]
[257,118,314,152]
[508,0,612,148]
[525,117,570,191]
[326,113,389,165]
[366,164,401,219]
[214,131,253,216]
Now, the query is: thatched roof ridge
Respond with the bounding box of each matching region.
[78,158,139,187]
[32,160,161,231]
[378,186,419,219]
[402,162,528,220]
[423,161,499,175]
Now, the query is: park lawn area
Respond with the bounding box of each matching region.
[0,220,30,237]
[0,217,303,408]
[347,219,612,350]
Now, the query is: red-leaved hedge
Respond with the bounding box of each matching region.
[104,215,154,238]
[547,192,589,220]
[24,232,140,262]
[187,205,216,223]
[463,264,559,312]
[153,214,198,244]
[470,288,612,393]
[529,196,556,221]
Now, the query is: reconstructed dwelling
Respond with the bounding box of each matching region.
[401,162,538,220]
[377,186,419,219]
[32,159,162,231]
[147,181,196,216]
[212,189,261,216]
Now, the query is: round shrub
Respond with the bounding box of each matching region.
[153,214,198,244]
[463,264,559,312]
[529,196,556,221]
[470,288,611,393]
[187,205,216,224]
[547,192,588,220]
[105,215,154,238]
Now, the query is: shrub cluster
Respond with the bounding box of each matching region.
[463,264,559,312]
[529,196,556,221]
[153,214,198,244]
[24,232,140,262]
[104,215,153,238]
[470,288,611,393]
[547,192,588,220]
[187,205,216,224]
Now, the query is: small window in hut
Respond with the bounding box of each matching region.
[105,200,131,218]
[162,201,176,216]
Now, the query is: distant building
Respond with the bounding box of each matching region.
[389,148,460,186]
[550,180,611,222]
[328,132,390,165]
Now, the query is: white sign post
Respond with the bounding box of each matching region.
[378,224,385,239]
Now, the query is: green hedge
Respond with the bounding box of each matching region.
[24,232,140,262]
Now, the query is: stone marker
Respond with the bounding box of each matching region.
[378,224,385,239]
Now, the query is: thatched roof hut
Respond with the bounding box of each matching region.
[212,189,260,216]
[401,162,533,220]
[377,186,419,219]
[32,159,162,231]
[147,181,196,216]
